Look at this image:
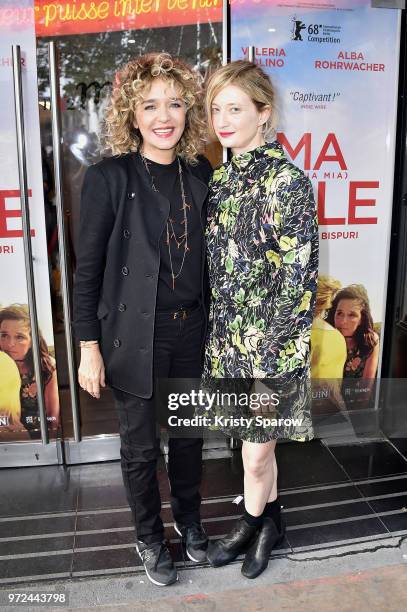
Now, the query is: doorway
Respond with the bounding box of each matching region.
[0,11,222,467]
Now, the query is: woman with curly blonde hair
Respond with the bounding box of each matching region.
[73,53,212,586]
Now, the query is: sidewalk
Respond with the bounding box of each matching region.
[1,437,406,608]
[2,533,406,611]
[75,564,407,612]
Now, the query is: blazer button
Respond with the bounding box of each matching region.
[113,338,121,348]
[122,266,129,276]
[118,303,126,312]
[123,229,131,239]
[127,192,135,200]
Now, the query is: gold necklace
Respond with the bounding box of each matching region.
[140,152,191,290]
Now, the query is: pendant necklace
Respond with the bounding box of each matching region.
[140,151,190,290]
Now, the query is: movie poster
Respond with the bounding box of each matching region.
[0,0,60,441]
[231,0,401,413]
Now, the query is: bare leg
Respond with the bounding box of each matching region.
[267,453,278,502]
[207,440,280,569]
[242,440,277,516]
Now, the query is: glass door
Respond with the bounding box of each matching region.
[35,8,223,464]
[0,2,60,467]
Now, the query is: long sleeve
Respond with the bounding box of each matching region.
[73,164,115,341]
[264,171,319,378]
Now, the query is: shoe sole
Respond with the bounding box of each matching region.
[174,523,206,564]
[143,565,178,587]
[136,546,178,587]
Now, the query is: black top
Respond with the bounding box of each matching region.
[144,156,203,309]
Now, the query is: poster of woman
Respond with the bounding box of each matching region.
[230,0,398,416]
[311,278,380,412]
[0,4,59,442]
[0,304,60,439]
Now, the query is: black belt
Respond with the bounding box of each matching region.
[156,301,201,320]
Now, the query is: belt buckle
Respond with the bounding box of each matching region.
[173,308,187,320]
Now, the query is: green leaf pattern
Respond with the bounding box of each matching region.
[202,141,319,442]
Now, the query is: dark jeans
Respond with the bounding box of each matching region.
[112,305,205,545]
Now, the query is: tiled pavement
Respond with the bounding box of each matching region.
[0,438,406,584]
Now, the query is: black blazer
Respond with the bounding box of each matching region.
[73,152,212,398]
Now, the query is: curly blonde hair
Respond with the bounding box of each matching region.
[102,53,206,163]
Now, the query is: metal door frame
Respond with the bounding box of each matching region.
[1,42,121,468]
[0,44,60,468]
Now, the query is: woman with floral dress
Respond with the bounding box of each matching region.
[203,61,318,578]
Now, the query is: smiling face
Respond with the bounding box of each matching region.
[210,84,270,155]
[0,319,31,362]
[133,77,187,163]
[334,299,363,338]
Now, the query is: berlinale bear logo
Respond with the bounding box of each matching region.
[291,17,306,41]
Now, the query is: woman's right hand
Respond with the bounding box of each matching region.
[78,345,106,399]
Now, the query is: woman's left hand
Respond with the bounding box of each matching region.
[78,344,106,399]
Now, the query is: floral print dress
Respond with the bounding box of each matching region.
[343,346,371,378]
[202,141,319,442]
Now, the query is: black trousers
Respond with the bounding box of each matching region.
[113,305,205,545]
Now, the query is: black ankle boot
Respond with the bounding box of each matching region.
[241,516,286,579]
[206,517,258,568]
